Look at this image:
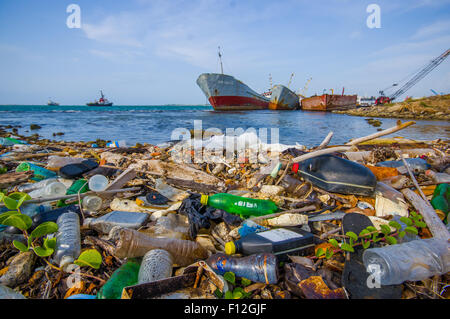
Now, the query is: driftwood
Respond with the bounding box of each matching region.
[316,132,334,150]
[401,188,450,240]
[0,171,34,188]
[165,177,224,193]
[101,167,137,199]
[346,121,415,146]
[249,205,316,223]
[400,153,428,202]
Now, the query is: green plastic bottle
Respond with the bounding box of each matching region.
[200,193,279,218]
[57,179,89,207]
[97,259,140,299]
[431,183,449,223]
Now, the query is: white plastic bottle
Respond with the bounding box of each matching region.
[82,195,103,211]
[425,170,450,184]
[88,175,108,192]
[17,178,59,193]
[363,238,450,285]
[28,181,67,199]
[53,212,81,270]
[138,249,173,284]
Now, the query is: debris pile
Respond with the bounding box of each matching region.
[0,121,449,299]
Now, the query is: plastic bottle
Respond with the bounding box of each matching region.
[138,249,173,284]
[15,162,57,181]
[430,183,449,222]
[30,205,82,231]
[53,212,81,269]
[83,211,149,235]
[0,285,26,299]
[425,170,450,184]
[0,137,27,146]
[28,181,67,199]
[140,214,190,240]
[225,227,314,257]
[114,228,209,266]
[57,179,89,207]
[97,259,140,299]
[46,156,86,171]
[3,203,54,234]
[88,174,108,192]
[237,220,269,238]
[392,215,419,243]
[206,253,279,284]
[82,195,103,212]
[362,238,450,285]
[200,193,279,217]
[17,178,60,193]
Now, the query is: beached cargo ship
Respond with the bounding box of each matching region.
[301,94,357,111]
[196,73,270,111]
[268,84,300,110]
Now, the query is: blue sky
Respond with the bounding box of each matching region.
[0,0,449,105]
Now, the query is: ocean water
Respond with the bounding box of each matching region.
[0,105,448,147]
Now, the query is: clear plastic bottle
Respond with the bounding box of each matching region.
[17,178,59,193]
[206,253,279,284]
[0,285,26,299]
[362,238,450,285]
[88,174,108,192]
[140,214,190,240]
[83,211,149,235]
[53,212,81,269]
[114,228,209,266]
[46,156,86,170]
[82,195,103,212]
[28,181,67,199]
[425,170,450,184]
[138,249,173,284]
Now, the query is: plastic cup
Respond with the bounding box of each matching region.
[88,175,108,192]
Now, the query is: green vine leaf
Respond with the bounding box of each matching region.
[399,231,406,238]
[385,236,397,245]
[325,248,334,259]
[346,231,358,242]
[13,240,29,252]
[366,226,377,232]
[30,222,58,239]
[2,196,20,210]
[414,221,427,228]
[43,237,57,251]
[359,229,370,238]
[340,243,355,253]
[362,241,371,249]
[241,278,252,287]
[315,248,325,258]
[388,220,402,230]
[33,245,54,257]
[0,213,32,231]
[380,224,391,235]
[223,271,236,285]
[74,249,102,269]
[233,291,243,299]
[0,211,20,223]
[328,238,339,248]
[214,288,223,298]
[225,291,233,299]
[400,217,413,227]
[405,226,418,235]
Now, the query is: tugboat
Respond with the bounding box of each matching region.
[86,90,113,106]
[47,99,59,106]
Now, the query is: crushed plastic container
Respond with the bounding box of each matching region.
[28,181,67,199]
[88,174,109,192]
[363,238,450,285]
[207,253,279,284]
[200,193,279,218]
[82,195,103,212]
[292,154,377,196]
[53,212,81,269]
[17,178,60,193]
[83,211,149,234]
[376,158,430,174]
[16,162,57,181]
[138,249,173,284]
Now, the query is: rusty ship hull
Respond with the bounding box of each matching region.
[268,85,300,110]
[196,73,269,111]
[301,94,357,111]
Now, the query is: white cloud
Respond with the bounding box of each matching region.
[412,20,450,39]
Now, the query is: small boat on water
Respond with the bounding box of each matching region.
[86,90,113,106]
[196,47,269,111]
[268,84,300,110]
[301,94,357,111]
[47,99,59,106]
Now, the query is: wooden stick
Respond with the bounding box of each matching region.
[401,188,450,240]
[400,153,428,202]
[346,120,415,145]
[290,146,353,163]
[316,132,334,150]
[249,205,316,223]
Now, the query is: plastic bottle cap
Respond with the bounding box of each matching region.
[225,242,236,255]
[292,163,299,174]
[200,195,209,206]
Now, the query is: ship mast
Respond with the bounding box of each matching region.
[218,46,224,74]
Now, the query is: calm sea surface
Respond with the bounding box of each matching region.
[0,105,448,147]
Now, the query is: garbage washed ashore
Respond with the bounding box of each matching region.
[0,121,449,300]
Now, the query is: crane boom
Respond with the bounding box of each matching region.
[389,48,450,101]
